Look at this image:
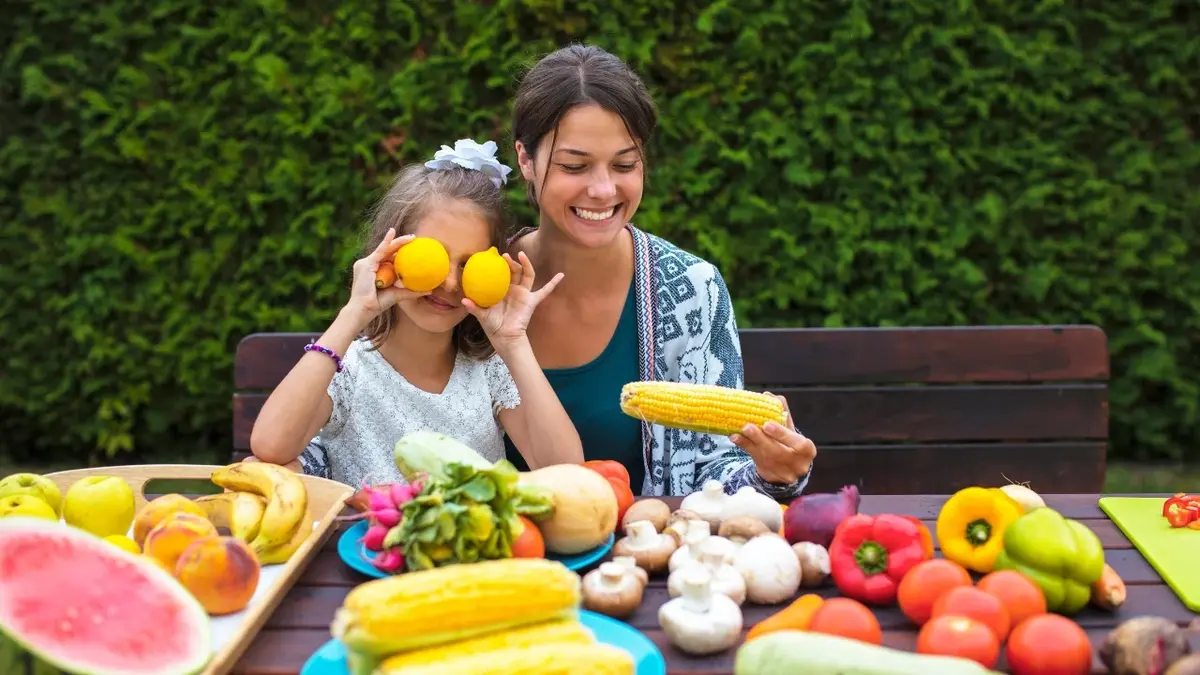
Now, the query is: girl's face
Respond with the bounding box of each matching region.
[395,198,492,335]
[517,104,645,249]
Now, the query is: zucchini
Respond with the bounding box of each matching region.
[734,631,1003,675]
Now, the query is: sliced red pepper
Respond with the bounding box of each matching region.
[1163,493,1198,516]
[1166,505,1198,528]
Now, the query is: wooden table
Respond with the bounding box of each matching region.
[233,493,1200,674]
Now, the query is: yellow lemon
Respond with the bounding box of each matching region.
[105,534,141,554]
[462,247,512,308]
[394,237,450,292]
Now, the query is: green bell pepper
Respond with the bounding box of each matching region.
[992,506,1105,614]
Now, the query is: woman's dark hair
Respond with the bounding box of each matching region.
[511,44,659,206]
[358,163,508,360]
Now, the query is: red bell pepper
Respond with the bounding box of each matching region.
[1162,493,1198,517]
[901,515,935,560]
[828,513,926,605]
[1165,502,1199,528]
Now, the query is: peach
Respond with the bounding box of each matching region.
[133,494,207,546]
[175,535,261,615]
[142,511,219,571]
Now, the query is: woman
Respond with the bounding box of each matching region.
[290,45,816,500]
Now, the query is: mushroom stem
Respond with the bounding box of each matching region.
[598,562,626,583]
[703,480,725,499]
[679,568,713,613]
[627,520,658,546]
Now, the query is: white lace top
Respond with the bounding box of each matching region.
[318,338,521,488]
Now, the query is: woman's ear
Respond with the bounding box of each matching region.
[515,141,536,182]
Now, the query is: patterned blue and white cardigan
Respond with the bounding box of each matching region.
[297,224,811,501]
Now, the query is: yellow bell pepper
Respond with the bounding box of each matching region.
[935,486,1024,573]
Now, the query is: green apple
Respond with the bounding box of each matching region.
[0,473,63,516]
[0,494,59,521]
[62,476,136,538]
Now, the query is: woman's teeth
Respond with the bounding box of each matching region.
[573,206,616,221]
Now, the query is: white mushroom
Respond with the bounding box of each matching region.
[658,565,743,656]
[792,541,831,587]
[665,517,710,545]
[610,555,649,588]
[668,537,747,605]
[718,516,772,549]
[581,561,645,619]
[621,498,672,534]
[669,525,710,573]
[679,480,729,531]
[612,520,678,574]
[719,485,784,533]
[732,533,802,604]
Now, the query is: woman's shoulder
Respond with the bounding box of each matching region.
[629,225,723,284]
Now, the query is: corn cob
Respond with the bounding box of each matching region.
[332,558,581,657]
[375,642,635,675]
[374,618,594,672]
[619,381,788,436]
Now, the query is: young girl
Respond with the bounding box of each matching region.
[248,139,584,488]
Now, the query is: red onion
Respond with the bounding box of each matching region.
[783,485,861,548]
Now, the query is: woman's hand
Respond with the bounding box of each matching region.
[463,251,563,352]
[345,228,431,322]
[730,393,818,485]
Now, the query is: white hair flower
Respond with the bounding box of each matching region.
[424,139,513,188]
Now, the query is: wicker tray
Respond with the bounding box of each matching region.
[42,463,354,675]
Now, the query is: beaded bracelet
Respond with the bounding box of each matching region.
[304,342,345,373]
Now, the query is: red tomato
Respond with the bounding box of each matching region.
[808,597,882,645]
[931,586,1011,641]
[607,476,635,524]
[582,460,630,486]
[897,559,973,625]
[976,570,1047,628]
[1005,614,1092,675]
[917,615,1000,669]
[511,515,545,558]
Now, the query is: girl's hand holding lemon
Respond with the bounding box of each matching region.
[348,228,436,323]
[462,248,563,352]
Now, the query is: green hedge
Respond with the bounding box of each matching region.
[3,0,1198,465]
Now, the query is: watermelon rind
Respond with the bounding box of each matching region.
[0,516,214,675]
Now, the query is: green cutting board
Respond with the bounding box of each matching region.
[1098,496,1200,611]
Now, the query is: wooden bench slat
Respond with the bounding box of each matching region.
[771,383,1107,443]
[741,325,1109,385]
[234,325,1109,390]
[231,325,1110,495]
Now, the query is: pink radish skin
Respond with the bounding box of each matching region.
[366,487,394,513]
[390,482,416,506]
[374,508,402,528]
[373,549,404,573]
[361,525,388,552]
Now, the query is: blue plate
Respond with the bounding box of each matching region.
[337,519,615,578]
[300,610,666,675]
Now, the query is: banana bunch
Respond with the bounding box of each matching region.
[206,462,312,564]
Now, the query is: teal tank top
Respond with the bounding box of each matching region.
[505,283,645,494]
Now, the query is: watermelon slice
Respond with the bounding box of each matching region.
[0,517,212,675]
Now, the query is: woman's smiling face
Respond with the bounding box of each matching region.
[518,104,645,249]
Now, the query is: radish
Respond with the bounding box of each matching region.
[366,486,394,512]
[374,508,402,528]
[372,549,404,573]
[361,524,388,552]
[390,482,416,506]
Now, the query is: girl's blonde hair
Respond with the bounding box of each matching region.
[357,162,509,360]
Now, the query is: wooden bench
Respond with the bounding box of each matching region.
[232,324,1110,494]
